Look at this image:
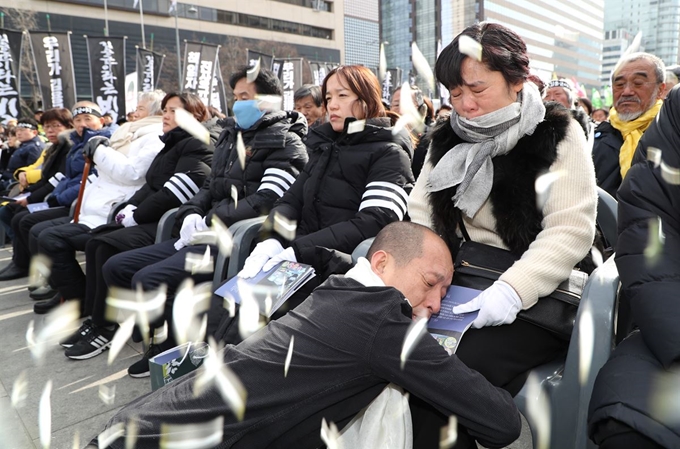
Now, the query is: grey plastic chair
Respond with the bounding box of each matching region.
[155,207,179,243]
[513,187,619,449]
[351,237,375,264]
[212,216,267,289]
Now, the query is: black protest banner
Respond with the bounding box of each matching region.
[210,57,228,115]
[28,31,77,109]
[182,41,218,107]
[0,29,22,122]
[382,68,402,103]
[273,58,303,111]
[85,35,126,123]
[246,49,273,71]
[136,47,164,92]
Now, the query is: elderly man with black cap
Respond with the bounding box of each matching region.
[0,101,111,282]
[0,117,44,189]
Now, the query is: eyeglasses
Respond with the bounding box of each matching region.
[613,79,658,90]
[43,124,66,131]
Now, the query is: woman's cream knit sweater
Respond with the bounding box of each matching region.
[408,119,598,309]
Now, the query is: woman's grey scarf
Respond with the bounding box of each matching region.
[427,82,546,218]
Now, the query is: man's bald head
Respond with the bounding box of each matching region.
[367,222,438,266]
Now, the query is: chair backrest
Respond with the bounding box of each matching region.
[596,187,618,249]
[155,207,179,244]
[351,238,375,264]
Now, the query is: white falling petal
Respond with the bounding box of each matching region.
[661,160,680,185]
[108,315,136,365]
[256,95,283,112]
[411,41,434,92]
[212,215,234,257]
[644,216,665,266]
[264,293,273,317]
[98,422,126,449]
[174,107,210,144]
[400,317,428,369]
[379,42,387,83]
[154,321,169,345]
[231,184,239,209]
[71,431,80,449]
[524,374,551,449]
[650,372,680,424]
[393,82,425,136]
[223,295,237,317]
[590,246,604,268]
[439,415,458,449]
[535,170,564,210]
[28,301,81,362]
[39,380,53,449]
[184,245,215,274]
[28,254,52,289]
[284,335,295,378]
[347,119,366,135]
[236,131,246,170]
[578,304,595,386]
[11,370,28,408]
[320,418,341,449]
[247,58,261,83]
[647,146,662,168]
[458,35,483,62]
[554,25,579,42]
[125,419,139,449]
[105,285,167,326]
[172,279,212,345]
[623,31,642,56]
[159,416,225,449]
[238,285,264,340]
[193,338,247,421]
[98,384,116,405]
[272,211,298,241]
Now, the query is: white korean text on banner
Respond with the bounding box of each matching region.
[182,41,218,107]
[28,31,77,109]
[210,57,228,115]
[246,49,274,71]
[382,68,402,104]
[0,29,22,122]
[136,47,164,92]
[85,35,127,123]
[273,58,303,111]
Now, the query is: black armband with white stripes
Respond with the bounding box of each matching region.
[164,173,201,203]
[257,168,296,198]
[359,181,408,220]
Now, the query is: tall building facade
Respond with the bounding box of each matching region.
[600,28,636,84]
[602,0,680,81]
[344,0,380,67]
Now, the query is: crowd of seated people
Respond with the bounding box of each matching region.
[2,20,678,449]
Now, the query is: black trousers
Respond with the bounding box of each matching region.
[99,238,215,329]
[410,319,567,449]
[37,221,93,300]
[11,207,69,269]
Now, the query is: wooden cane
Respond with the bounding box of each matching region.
[72,157,91,224]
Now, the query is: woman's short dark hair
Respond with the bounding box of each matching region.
[322,65,386,119]
[578,97,593,115]
[161,92,211,122]
[41,108,74,128]
[229,66,283,96]
[435,22,530,90]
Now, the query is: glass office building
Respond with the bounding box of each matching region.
[344,0,381,67]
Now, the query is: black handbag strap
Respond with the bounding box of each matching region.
[458,215,472,242]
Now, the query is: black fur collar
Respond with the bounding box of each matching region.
[427,103,573,257]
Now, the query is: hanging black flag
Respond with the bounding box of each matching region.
[0,29,23,122]
[246,49,274,71]
[210,58,228,115]
[182,41,218,107]
[28,31,77,110]
[273,58,303,111]
[85,35,126,123]
[382,68,402,103]
[136,47,164,92]
[308,61,321,86]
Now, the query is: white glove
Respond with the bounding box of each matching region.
[261,246,297,272]
[174,214,208,250]
[116,204,138,227]
[452,280,522,328]
[238,239,285,278]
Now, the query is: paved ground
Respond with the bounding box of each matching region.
[0,244,532,449]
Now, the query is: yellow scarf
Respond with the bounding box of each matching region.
[609,99,663,179]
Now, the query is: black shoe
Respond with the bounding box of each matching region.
[128,344,163,378]
[60,318,94,348]
[65,325,116,360]
[30,286,58,301]
[33,293,64,315]
[0,262,28,281]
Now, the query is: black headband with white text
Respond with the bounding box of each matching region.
[71,106,102,118]
[16,122,37,130]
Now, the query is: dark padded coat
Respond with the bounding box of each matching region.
[265,117,415,262]
[588,85,680,448]
[592,120,623,198]
[24,132,72,203]
[174,111,308,233]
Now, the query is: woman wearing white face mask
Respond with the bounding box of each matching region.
[407,22,597,447]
